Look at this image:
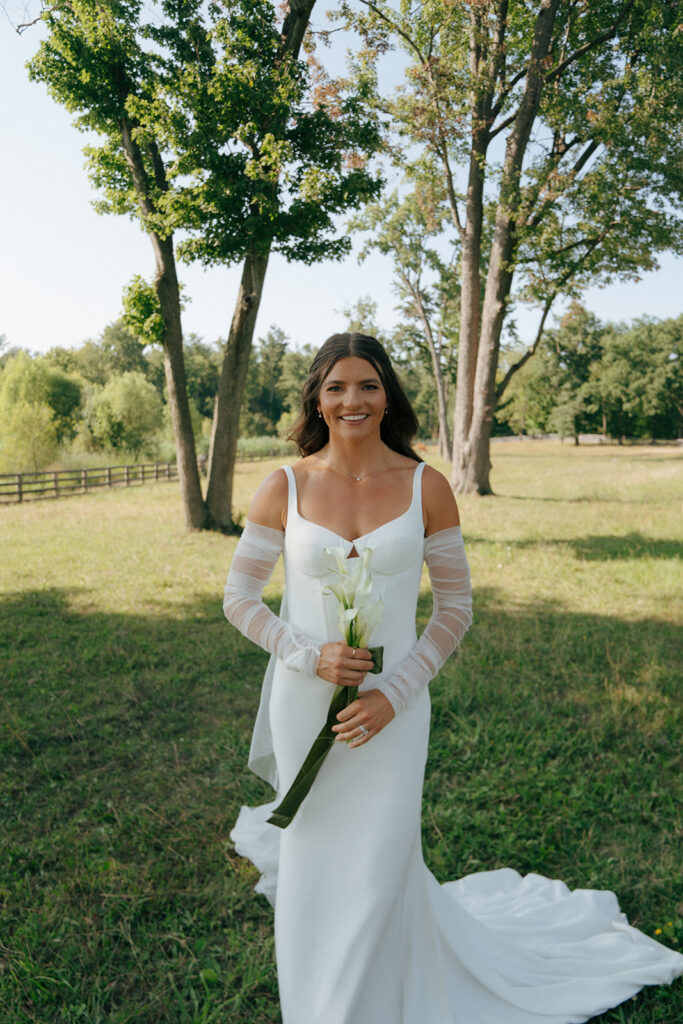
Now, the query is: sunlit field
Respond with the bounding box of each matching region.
[1,441,681,1023]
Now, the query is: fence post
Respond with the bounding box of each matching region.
[106,466,111,487]
[53,470,59,498]
[16,473,22,503]
[125,465,130,486]
[140,464,145,483]
[166,462,171,479]
[81,469,87,492]
[155,462,159,480]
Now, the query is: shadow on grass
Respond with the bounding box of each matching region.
[567,534,682,561]
[1,587,681,1023]
[466,531,681,561]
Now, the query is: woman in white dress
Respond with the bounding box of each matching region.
[224,333,682,1024]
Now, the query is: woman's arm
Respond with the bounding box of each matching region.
[373,466,472,714]
[422,464,461,535]
[223,469,373,686]
[223,517,323,675]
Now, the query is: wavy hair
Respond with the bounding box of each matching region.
[288,333,422,461]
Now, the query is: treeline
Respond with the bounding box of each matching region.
[0,299,450,474]
[498,305,683,443]
[0,324,213,473]
[1,300,679,476]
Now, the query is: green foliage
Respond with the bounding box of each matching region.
[543,304,605,441]
[0,350,82,447]
[498,308,683,441]
[0,398,58,472]
[239,329,315,438]
[122,276,172,349]
[182,337,222,420]
[28,0,381,270]
[240,327,289,436]
[101,314,148,374]
[83,371,163,456]
[588,317,683,441]
[339,0,683,480]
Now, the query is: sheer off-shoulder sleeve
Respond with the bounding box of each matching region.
[223,520,322,676]
[374,526,472,714]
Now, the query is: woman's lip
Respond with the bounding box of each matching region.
[339,414,369,421]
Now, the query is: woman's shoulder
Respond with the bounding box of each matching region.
[248,467,290,530]
[420,463,461,534]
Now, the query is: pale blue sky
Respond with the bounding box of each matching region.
[2,8,681,358]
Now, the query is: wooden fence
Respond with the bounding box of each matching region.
[0,461,180,504]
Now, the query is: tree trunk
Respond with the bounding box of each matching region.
[206,252,270,531]
[155,236,208,529]
[451,0,559,495]
[450,11,489,492]
[120,118,207,530]
[408,283,451,461]
[202,0,314,532]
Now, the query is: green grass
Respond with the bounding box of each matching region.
[1,442,682,1023]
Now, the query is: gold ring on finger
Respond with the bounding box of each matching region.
[351,648,357,658]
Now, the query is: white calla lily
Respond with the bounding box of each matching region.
[322,546,383,657]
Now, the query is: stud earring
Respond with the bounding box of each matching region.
[317,410,322,418]
[383,408,389,417]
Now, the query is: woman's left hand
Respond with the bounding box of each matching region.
[332,689,395,748]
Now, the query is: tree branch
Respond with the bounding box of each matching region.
[523,137,598,231]
[358,0,428,66]
[489,109,516,141]
[488,67,527,127]
[545,0,636,83]
[437,139,464,236]
[16,3,73,34]
[496,296,555,401]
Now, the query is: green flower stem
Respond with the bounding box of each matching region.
[267,645,384,829]
[267,684,357,829]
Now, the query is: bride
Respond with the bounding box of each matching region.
[224,332,682,1024]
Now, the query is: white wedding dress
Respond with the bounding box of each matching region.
[227,464,683,1024]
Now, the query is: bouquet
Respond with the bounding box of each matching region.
[267,548,383,829]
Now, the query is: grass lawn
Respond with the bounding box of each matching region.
[1,441,681,1023]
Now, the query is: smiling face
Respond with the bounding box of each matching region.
[317,356,387,441]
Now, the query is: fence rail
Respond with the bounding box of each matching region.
[0,461,180,504]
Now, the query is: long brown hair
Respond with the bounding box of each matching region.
[288,333,422,461]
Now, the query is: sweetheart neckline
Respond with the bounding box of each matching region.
[285,462,424,545]
[293,504,414,546]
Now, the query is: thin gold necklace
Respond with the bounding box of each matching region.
[326,457,388,483]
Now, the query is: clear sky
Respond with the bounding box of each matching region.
[2,7,681,359]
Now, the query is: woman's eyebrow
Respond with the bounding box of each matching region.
[324,377,380,385]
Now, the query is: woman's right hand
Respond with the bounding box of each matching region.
[316,642,374,687]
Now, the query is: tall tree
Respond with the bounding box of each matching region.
[27,0,380,531]
[27,0,206,528]
[341,0,683,492]
[137,0,380,530]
